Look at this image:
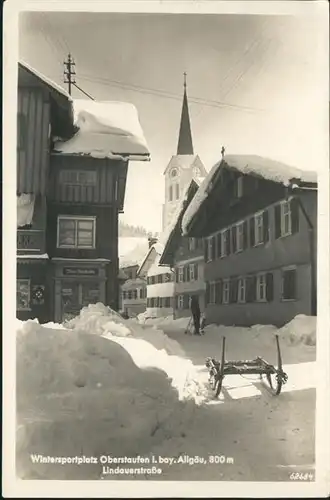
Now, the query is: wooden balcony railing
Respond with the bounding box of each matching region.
[17,229,45,254]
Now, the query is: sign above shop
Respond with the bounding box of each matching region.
[63,267,98,276]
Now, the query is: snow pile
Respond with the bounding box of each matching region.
[16,316,201,480]
[277,314,316,346]
[54,99,150,160]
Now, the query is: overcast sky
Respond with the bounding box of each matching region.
[19,10,325,232]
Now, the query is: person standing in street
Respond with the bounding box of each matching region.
[190,295,201,335]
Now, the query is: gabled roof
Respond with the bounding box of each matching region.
[159,178,202,267]
[19,60,72,100]
[137,242,164,278]
[182,155,318,236]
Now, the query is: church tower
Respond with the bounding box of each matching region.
[162,74,207,231]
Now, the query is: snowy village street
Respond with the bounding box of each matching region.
[16,306,316,483]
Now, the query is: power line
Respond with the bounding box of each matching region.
[78,73,263,113]
[72,82,95,100]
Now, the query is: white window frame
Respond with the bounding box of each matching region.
[237,177,243,198]
[256,273,267,302]
[237,277,246,303]
[207,237,213,262]
[280,200,292,237]
[189,263,196,281]
[17,279,31,311]
[236,221,244,253]
[178,266,184,283]
[281,265,297,301]
[178,294,184,309]
[209,282,216,304]
[254,211,264,245]
[220,229,228,257]
[57,215,96,249]
[222,279,230,304]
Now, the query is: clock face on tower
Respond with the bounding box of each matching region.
[170,168,178,178]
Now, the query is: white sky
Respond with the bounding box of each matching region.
[19,10,326,232]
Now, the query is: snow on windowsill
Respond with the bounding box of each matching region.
[17,253,49,259]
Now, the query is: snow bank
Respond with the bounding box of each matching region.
[16,313,201,480]
[277,314,316,346]
[54,99,150,160]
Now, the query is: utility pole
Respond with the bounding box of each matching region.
[63,53,76,95]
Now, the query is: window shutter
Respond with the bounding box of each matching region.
[274,204,281,239]
[243,220,248,249]
[263,210,270,243]
[249,217,255,247]
[194,263,198,280]
[206,282,210,304]
[229,278,238,303]
[175,268,179,283]
[290,197,300,234]
[246,276,253,303]
[204,239,208,261]
[215,280,222,304]
[183,265,188,282]
[183,294,189,309]
[231,227,237,254]
[266,272,274,302]
[217,233,222,257]
[226,229,231,255]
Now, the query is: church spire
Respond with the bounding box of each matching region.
[177,72,194,155]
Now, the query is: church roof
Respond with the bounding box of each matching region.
[163,154,206,175]
[177,80,194,155]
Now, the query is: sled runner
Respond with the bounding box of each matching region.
[205,334,288,398]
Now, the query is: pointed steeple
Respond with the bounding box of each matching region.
[177,73,194,155]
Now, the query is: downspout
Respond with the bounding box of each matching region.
[289,186,317,316]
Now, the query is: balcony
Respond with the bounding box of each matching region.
[17,229,45,254]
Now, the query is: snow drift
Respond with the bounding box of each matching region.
[16,314,201,480]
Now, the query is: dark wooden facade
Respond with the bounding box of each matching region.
[185,162,317,327]
[16,62,130,323]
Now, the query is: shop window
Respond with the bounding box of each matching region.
[57,216,96,249]
[17,279,30,310]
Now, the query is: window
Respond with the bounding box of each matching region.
[133,290,138,299]
[188,237,196,251]
[256,273,267,302]
[222,280,230,304]
[237,277,246,303]
[57,216,96,248]
[193,166,200,178]
[178,295,184,309]
[236,222,244,252]
[220,230,228,257]
[207,237,213,262]
[209,282,216,304]
[280,201,292,237]
[282,267,297,300]
[254,212,264,245]
[127,291,132,300]
[178,266,184,283]
[169,185,173,202]
[237,177,243,198]
[189,263,196,281]
[122,291,126,300]
[17,279,30,310]
[175,183,180,200]
[59,170,97,186]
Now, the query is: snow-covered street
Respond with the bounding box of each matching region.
[16,305,316,482]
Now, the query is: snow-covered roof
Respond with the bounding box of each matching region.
[148,253,173,277]
[19,61,72,101]
[54,99,150,161]
[137,242,164,277]
[182,154,317,235]
[122,277,147,290]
